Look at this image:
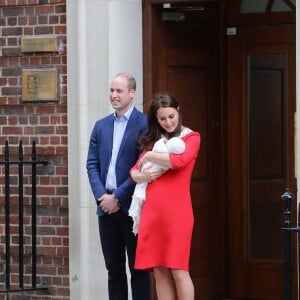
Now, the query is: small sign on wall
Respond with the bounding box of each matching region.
[21,36,58,53]
[22,69,58,102]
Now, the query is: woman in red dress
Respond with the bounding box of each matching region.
[130,92,201,300]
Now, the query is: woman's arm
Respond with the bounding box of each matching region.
[130,161,165,183]
[140,151,172,169]
[130,168,150,184]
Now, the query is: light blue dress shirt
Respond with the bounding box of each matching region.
[105,105,134,191]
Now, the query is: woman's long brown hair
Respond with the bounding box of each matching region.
[139,92,182,150]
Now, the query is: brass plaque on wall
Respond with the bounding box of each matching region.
[22,69,58,102]
[21,36,58,53]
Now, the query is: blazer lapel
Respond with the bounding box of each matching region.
[106,114,114,161]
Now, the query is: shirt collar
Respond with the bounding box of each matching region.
[113,105,134,121]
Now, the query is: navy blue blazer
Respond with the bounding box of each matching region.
[86,107,147,216]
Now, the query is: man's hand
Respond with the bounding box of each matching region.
[98,193,120,214]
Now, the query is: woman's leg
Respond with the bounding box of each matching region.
[171,269,194,300]
[153,267,176,300]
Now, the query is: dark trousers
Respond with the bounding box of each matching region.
[98,211,151,300]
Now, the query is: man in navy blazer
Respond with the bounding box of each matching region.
[86,73,150,300]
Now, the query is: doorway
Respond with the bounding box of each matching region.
[143,2,225,299]
[142,1,297,299]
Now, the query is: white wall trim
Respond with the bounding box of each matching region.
[67,0,143,299]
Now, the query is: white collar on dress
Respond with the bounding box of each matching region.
[179,127,192,138]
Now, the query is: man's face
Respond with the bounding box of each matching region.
[109,76,135,116]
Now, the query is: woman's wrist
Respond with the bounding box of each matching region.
[140,170,148,182]
[131,170,147,183]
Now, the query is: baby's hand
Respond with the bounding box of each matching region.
[139,152,152,171]
[140,161,153,171]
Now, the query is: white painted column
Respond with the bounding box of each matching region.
[67,0,143,299]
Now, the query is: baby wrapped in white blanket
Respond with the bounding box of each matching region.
[129,136,186,234]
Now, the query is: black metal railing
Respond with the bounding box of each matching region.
[281,188,299,300]
[0,141,48,294]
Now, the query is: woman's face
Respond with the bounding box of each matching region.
[156,106,179,133]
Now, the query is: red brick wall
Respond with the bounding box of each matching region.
[0,0,69,299]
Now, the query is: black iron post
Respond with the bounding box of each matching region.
[281,188,295,300]
[18,141,24,289]
[4,141,10,291]
[31,141,37,288]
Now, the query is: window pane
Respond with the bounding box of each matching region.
[272,0,294,12]
[240,0,295,13]
[240,0,268,13]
